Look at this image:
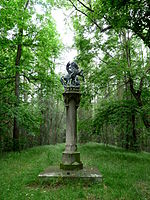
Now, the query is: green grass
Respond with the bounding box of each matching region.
[0,143,150,200]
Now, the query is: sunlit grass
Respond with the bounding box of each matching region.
[0,143,150,200]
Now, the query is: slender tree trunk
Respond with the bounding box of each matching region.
[131,113,138,150]
[124,75,130,150]
[23,76,28,102]
[122,30,139,150]
[49,116,53,144]
[13,0,29,151]
[53,100,59,144]
[13,35,22,151]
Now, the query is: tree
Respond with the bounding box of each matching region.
[68,0,150,48]
[70,6,150,150]
[0,0,62,151]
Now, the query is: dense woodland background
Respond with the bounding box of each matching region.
[0,0,150,152]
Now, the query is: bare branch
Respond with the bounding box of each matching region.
[68,0,111,33]
[104,82,127,98]
[129,76,137,98]
[22,74,39,83]
[22,74,31,83]
[97,57,109,65]
[69,0,93,21]
[24,0,30,10]
[101,25,112,33]
[77,0,94,12]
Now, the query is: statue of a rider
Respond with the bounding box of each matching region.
[61,61,84,88]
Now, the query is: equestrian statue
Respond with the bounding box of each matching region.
[61,61,84,88]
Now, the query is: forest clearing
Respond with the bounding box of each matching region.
[0,143,150,200]
[0,0,150,199]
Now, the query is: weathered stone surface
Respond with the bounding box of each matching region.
[38,85,103,182]
[61,151,82,165]
[60,89,83,170]
[60,162,83,170]
[39,166,102,182]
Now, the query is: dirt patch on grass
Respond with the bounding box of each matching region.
[136,181,150,199]
[26,180,65,191]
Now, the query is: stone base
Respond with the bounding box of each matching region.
[60,151,83,170]
[38,166,102,182]
[60,162,83,170]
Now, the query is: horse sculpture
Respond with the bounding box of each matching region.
[61,61,84,88]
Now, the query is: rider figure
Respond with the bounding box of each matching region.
[61,61,84,88]
[67,62,79,77]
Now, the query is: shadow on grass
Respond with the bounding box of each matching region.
[80,143,128,153]
[80,143,150,163]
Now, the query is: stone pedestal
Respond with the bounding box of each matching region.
[60,88,83,170]
[39,166,102,182]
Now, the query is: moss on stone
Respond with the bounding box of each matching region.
[60,162,83,170]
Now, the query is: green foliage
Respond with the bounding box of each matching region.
[1,0,149,152]
[93,99,137,130]
[18,102,42,135]
[70,0,150,150]
[0,0,63,150]
[0,143,150,199]
[68,0,150,47]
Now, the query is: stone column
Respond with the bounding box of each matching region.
[60,88,83,170]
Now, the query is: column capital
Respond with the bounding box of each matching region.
[63,89,81,108]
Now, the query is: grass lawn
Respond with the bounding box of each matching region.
[0,143,150,200]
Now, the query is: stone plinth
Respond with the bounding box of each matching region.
[60,88,83,170]
[39,166,102,182]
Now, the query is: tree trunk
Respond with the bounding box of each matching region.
[129,75,150,129]
[131,113,138,150]
[122,30,140,150]
[53,100,59,144]
[13,0,29,151]
[13,37,22,151]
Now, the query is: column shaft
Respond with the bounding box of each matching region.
[65,99,77,152]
